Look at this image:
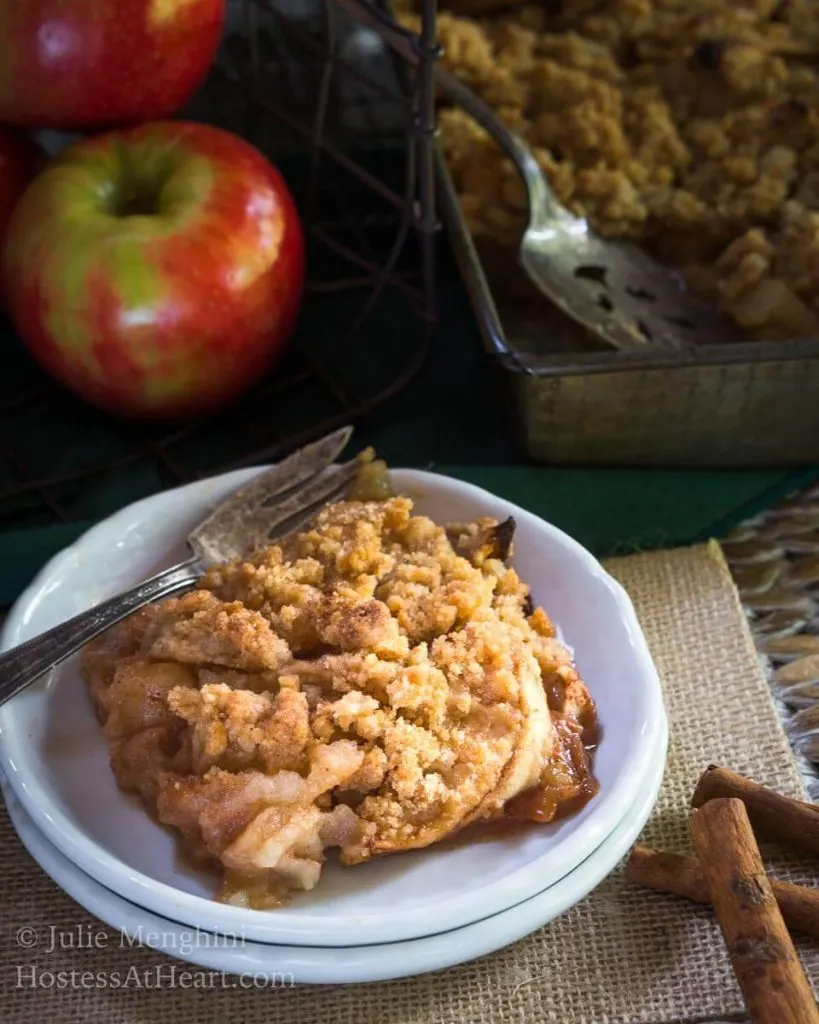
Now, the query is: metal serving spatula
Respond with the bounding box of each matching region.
[436,68,740,353]
[0,426,358,708]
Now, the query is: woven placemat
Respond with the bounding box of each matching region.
[1,542,816,1023]
[724,480,819,785]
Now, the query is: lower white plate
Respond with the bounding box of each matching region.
[0,467,665,946]
[3,716,667,984]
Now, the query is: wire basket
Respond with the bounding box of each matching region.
[0,0,439,532]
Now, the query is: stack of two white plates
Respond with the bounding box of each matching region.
[0,468,668,983]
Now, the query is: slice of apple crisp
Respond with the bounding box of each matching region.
[82,477,597,907]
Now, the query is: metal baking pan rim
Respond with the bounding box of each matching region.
[510,337,819,378]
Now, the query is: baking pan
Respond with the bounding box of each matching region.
[434,120,819,469]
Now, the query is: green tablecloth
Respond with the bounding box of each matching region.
[0,462,813,609]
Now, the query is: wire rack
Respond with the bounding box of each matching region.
[0,0,439,532]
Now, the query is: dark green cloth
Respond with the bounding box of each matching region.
[438,466,819,554]
[0,463,813,608]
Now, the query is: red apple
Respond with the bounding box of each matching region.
[2,121,305,418]
[0,128,43,269]
[0,0,225,129]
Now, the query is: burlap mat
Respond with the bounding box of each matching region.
[1,542,816,1024]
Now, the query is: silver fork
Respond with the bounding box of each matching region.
[0,426,358,708]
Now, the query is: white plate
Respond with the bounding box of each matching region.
[3,714,667,983]
[0,468,665,946]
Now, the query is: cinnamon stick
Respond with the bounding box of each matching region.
[626,845,819,940]
[692,765,819,856]
[690,798,819,1024]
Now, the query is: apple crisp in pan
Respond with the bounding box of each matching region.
[81,459,597,907]
[398,0,819,340]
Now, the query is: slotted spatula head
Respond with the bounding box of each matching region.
[437,68,741,353]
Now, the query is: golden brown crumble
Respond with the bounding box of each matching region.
[82,480,597,907]
[400,0,819,338]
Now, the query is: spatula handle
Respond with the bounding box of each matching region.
[0,559,202,708]
[434,67,570,227]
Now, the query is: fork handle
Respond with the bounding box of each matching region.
[0,559,202,709]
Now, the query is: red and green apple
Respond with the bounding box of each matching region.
[2,121,305,418]
[0,0,226,129]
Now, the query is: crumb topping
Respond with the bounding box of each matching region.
[398,0,819,338]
